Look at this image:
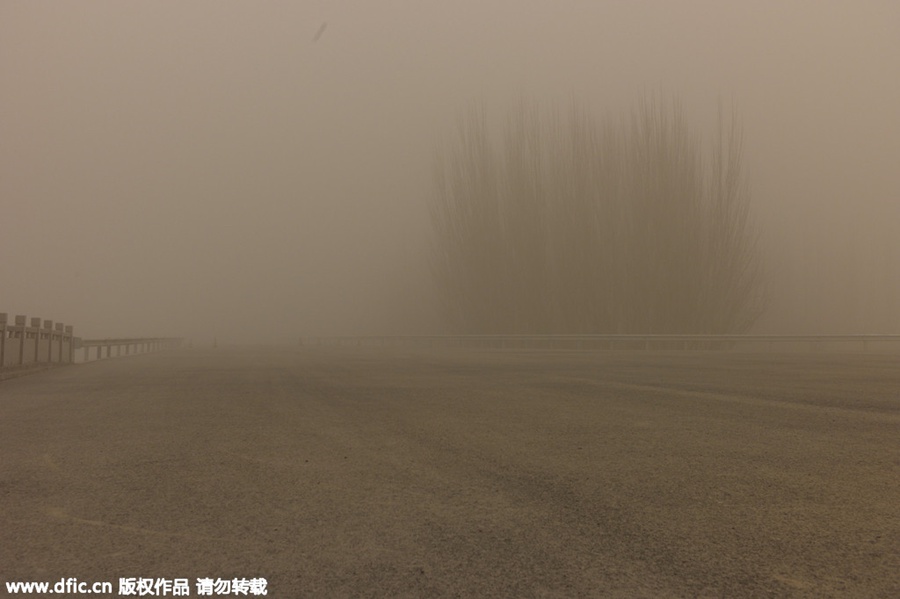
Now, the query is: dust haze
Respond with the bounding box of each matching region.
[2,1,898,343]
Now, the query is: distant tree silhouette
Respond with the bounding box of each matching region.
[430,96,765,334]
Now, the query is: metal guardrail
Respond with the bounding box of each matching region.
[78,337,183,362]
[1,310,182,368]
[307,334,900,351]
[1,313,76,367]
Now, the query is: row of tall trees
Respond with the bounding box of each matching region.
[429,97,765,334]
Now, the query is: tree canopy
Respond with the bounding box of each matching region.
[430,97,765,334]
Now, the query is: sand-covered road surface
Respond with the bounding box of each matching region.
[1,348,898,597]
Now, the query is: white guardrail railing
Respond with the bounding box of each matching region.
[0,313,76,367]
[77,337,183,362]
[306,334,900,352]
[1,311,181,368]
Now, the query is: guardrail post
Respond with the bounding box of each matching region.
[16,316,26,365]
[0,313,6,367]
[54,323,63,362]
[65,326,73,363]
[30,318,42,363]
[47,322,54,362]
[42,320,53,363]
[24,317,35,364]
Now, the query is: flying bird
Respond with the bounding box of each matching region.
[313,21,327,42]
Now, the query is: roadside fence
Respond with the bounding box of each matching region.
[0,312,181,368]
[306,334,900,352]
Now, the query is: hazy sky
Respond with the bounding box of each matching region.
[2,1,898,342]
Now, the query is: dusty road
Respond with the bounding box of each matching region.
[1,348,898,597]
